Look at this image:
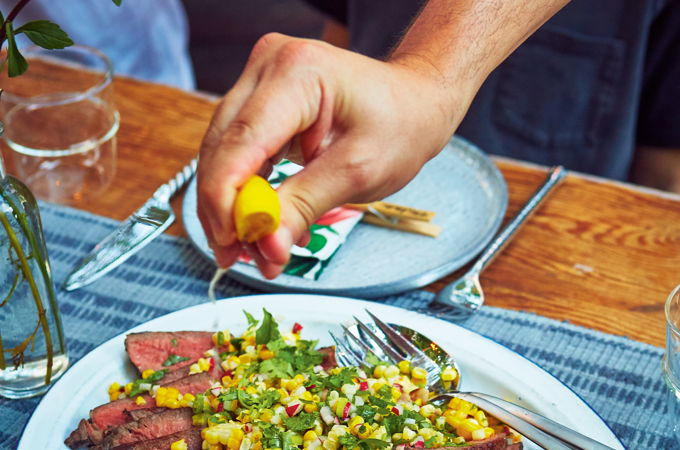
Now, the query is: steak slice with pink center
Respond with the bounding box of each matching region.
[95,408,193,449]
[125,331,216,373]
[110,428,202,450]
[65,372,212,449]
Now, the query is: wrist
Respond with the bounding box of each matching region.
[387,52,477,142]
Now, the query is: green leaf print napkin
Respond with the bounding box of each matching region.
[241,161,363,280]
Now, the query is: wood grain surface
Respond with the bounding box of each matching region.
[3,75,678,348]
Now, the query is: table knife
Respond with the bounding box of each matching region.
[64,158,198,291]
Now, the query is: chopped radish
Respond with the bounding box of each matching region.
[286,403,302,417]
[342,401,351,420]
[292,323,303,333]
[359,381,369,391]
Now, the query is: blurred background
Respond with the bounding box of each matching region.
[182,0,327,95]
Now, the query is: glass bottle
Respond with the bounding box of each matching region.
[0,120,69,399]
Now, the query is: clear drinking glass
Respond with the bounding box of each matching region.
[0,122,69,399]
[0,45,119,204]
[663,284,680,444]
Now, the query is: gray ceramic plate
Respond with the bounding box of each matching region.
[182,136,507,298]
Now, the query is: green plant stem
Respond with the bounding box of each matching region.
[1,183,65,354]
[0,331,5,370]
[0,209,53,383]
[0,0,32,44]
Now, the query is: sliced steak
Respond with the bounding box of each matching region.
[96,408,193,449]
[64,418,104,449]
[111,428,202,450]
[318,346,337,371]
[125,331,216,372]
[66,372,212,449]
[123,408,165,422]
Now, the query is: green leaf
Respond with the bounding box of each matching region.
[112,0,123,5]
[358,438,391,450]
[260,357,293,379]
[5,22,28,77]
[14,20,73,49]
[243,310,259,328]
[256,308,281,345]
[161,353,190,366]
[283,412,319,432]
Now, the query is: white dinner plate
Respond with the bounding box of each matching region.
[182,136,508,298]
[20,294,623,449]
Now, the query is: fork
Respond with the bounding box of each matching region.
[330,311,615,450]
[428,166,566,320]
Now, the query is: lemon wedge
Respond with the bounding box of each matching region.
[233,175,281,243]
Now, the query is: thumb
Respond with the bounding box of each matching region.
[257,140,371,265]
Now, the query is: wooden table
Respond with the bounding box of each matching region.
[10,76,680,348]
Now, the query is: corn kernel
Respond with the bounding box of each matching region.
[411,367,427,380]
[189,363,202,375]
[348,416,364,432]
[303,430,318,441]
[259,349,275,360]
[304,403,318,413]
[397,360,411,374]
[471,428,486,441]
[239,354,252,364]
[418,428,437,440]
[259,409,273,422]
[198,358,211,372]
[171,438,188,450]
[124,382,133,396]
[135,396,147,405]
[456,418,482,440]
[141,369,155,379]
[440,366,458,382]
[420,404,436,418]
[373,365,386,378]
[356,424,372,439]
[384,365,400,378]
[474,410,488,426]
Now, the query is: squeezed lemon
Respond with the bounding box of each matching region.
[233,175,280,243]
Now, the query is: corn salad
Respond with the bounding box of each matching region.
[107,310,520,450]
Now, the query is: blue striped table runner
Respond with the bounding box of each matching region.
[0,202,675,449]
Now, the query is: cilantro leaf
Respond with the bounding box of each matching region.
[161,353,190,366]
[244,310,259,328]
[283,412,319,432]
[112,0,123,5]
[327,367,359,389]
[358,439,391,450]
[14,20,73,49]
[256,308,281,345]
[260,357,294,379]
[339,433,361,448]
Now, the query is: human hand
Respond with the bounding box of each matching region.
[197,33,473,279]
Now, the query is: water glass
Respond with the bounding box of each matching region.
[663,284,680,444]
[0,45,119,204]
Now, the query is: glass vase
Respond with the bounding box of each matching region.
[0,121,68,399]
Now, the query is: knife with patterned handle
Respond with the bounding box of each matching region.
[64,158,198,291]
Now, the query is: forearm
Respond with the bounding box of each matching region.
[391,0,569,103]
